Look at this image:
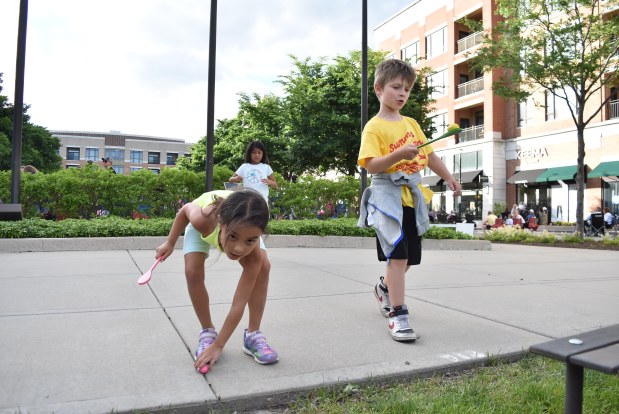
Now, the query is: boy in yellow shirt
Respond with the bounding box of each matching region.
[358,59,461,341]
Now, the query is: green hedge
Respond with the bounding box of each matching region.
[0,166,227,219]
[0,217,475,240]
[0,168,360,220]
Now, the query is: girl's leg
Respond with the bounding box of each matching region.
[384,258,408,307]
[243,250,278,365]
[184,251,214,329]
[246,250,270,332]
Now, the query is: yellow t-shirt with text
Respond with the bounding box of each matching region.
[358,116,434,207]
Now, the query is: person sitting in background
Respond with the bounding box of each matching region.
[505,214,514,227]
[523,209,536,229]
[428,208,437,223]
[447,210,458,223]
[512,210,524,228]
[584,206,602,226]
[525,209,539,231]
[603,207,614,229]
[483,211,497,230]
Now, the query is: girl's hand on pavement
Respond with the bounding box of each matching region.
[194,343,223,371]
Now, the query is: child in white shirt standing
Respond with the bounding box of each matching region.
[229,141,277,203]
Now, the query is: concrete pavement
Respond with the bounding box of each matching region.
[0,238,618,413]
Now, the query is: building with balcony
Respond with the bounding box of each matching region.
[375,0,619,223]
[53,130,193,175]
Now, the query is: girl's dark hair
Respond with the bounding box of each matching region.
[244,141,269,164]
[216,188,269,232]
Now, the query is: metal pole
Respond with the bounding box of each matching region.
[11,0,28,205]
[459,154,462,219]
[360,0,368,196]
[565,363,584,414]
[204,0,217,192]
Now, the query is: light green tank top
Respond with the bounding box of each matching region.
[192,190,232,252]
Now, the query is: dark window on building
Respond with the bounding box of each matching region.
[166,153,178,165]
[67,147,80,161]
[148,152,160,164]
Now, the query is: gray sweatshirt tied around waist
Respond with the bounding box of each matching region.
[357,172,430,259]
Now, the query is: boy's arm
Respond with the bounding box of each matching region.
[427,152,462,196]
[363,144,420,174]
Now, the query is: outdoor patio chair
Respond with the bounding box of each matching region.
[585,212,605,237]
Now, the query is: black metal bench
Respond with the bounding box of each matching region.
[529,324,619,414]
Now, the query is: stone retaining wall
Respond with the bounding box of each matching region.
[0,236,491,253]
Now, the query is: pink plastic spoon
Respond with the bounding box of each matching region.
[137,257,162,285]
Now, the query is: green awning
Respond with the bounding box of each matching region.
[536,165,578,182]
[588,161,619,178]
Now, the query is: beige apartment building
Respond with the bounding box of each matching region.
[374,0,619,223]
[53,130,193,175]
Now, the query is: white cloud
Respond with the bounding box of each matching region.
[0,0,412,143]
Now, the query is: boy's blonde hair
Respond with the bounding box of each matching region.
[374,59,417,89]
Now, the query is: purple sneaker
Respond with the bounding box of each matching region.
[195,328,218,359]
[243,329,279,365]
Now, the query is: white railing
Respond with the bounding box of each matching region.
[610,99,619,119]
[457,31,483,53]
[458,125,484,143]
[457,77,484,97]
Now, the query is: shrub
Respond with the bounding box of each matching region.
[0,217,477,239]
[0,166,233,219]
[269,175,359,220]
[482,226,558,243]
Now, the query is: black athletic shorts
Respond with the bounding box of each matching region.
[376,206,422,265]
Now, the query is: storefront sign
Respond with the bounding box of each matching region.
[518,147,548,162]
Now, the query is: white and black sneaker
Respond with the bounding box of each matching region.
[388,305,417,342]
[374,276,391,317]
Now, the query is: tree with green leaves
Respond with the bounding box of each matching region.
[178,93,289,177]
[470,0,619,236]
[277,50,435,176]
[0,73,62,172]
[181,50,436,178]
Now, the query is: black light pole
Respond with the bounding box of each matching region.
[457,150,462,219]
[204,0,217,192]
[1,0,28,220]
[459,156,462,218]
[360,0,368,194]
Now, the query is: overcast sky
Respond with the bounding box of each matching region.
[0,1,412,143]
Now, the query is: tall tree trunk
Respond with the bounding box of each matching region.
[576,124,586,237]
